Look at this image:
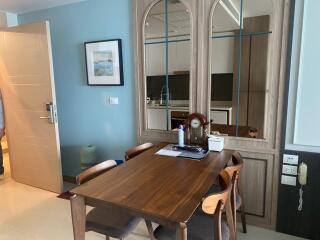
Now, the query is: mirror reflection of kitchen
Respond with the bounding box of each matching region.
[145,0,191,131]
[210,0,272,139]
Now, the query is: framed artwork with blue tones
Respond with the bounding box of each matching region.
[85,39,124,86]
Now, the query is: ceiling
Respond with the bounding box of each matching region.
[0,0,86,14]
[230,0,273,17]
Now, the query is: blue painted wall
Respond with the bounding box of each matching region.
[18,0,136,176]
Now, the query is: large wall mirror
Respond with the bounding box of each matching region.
[210,0,272,139]
[144,0,191,131]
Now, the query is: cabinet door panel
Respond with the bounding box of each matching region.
[239,156,267,216]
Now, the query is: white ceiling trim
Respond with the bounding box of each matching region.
[0,0,87,14]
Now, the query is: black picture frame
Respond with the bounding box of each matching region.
[84,39,124,86]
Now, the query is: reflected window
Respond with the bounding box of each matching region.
[145,0,191,131]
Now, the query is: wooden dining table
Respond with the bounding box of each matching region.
[70,143,235,240]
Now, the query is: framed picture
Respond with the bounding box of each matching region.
[84,39,124,86]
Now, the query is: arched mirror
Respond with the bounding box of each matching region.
[210,0,273,139]
[144,0,191,131]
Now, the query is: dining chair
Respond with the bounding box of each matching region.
[73,160,154,240]
[153,170,233,240]
[125,142,154,161]
[226,152,246,233]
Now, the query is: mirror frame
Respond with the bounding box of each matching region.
[133,0,291,151]
[206,0,286,150]
[134,0,197,143]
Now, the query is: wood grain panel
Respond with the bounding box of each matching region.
[4,83,52,111]
[248,92,266,138]
[239,157,267,216]
[0,21,63,193]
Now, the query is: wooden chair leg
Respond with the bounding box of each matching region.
[225,197,236,240]
[238,182,247,233]
[240,205,247,233]
[105,236,110,240]
[145,220,155,240]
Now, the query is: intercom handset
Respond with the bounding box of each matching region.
[297,162,307,211]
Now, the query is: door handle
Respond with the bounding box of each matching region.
[40,102,57,124]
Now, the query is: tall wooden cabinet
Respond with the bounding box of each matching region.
[133,0,292,229]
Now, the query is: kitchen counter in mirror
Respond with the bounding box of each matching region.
[147,104,189,110]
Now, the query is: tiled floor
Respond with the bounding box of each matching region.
[0,152,307,240]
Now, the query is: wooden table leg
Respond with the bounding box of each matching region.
[176,223,187,240]
[70,195,86,240]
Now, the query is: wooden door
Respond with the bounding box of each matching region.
[0,21,63,193]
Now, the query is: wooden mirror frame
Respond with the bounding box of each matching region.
[205,0,289,150]
[133,0,197,144]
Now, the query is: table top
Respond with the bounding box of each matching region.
[71,143,234,224]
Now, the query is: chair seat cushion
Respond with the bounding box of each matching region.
[86,206,141,238]
[235,192,242,210]
[115,160,124,165]
[154,211,230,240]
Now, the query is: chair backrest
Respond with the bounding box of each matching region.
[202,170,232,215]
[224,151,243,183]
[76,160,117,185]
[201,170,232,240]
[125,142,154,161]
[224,151,244,231]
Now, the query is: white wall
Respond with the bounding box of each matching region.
[145,34,234,76]
[0,11,18,27]
[145,37,191,76]
[211,34,234,73]
[286,0,320,152]
[6,12,18,27]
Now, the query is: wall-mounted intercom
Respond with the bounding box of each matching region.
[297,162,307,211]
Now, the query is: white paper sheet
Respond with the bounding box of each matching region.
[156,149,181,157]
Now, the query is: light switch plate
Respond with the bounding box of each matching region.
[282,164,298,175]
[283,154,299,165]
[109,97,119,105]
[281,175,296,186]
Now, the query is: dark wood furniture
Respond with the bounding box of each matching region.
[154,170,233,240]
[73,160,152,240]
[76,160,117,185]
[125,142,154,161]
[211,123,258,138]
[70,143,235,240]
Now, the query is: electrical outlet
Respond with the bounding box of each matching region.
[282,164,298,175]
[283,154,299,165]
[281,175,296,186]
[109,97,119,105]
